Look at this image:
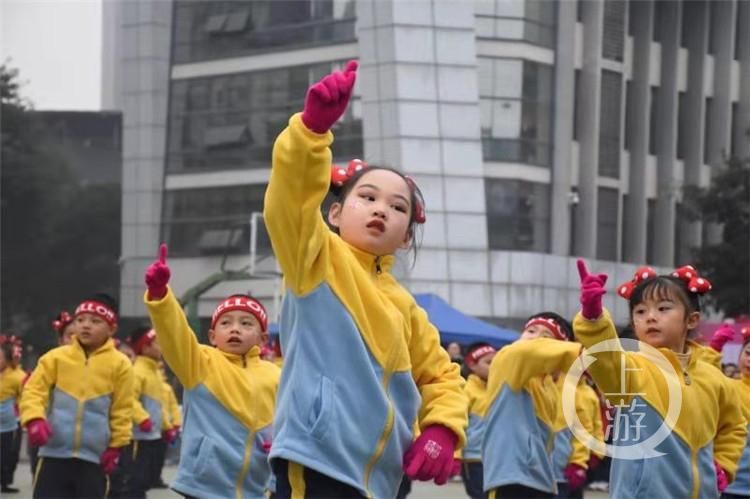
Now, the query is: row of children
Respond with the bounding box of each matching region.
[5,59,750,499]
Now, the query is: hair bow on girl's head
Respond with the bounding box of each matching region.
[671,265,712,294]
[617,266,657,299]
[403,175,426,224]
[52,311,73,333]
[331,159,367,187]
[741,327,750,343]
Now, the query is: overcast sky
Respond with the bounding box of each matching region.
[1,0,102,110]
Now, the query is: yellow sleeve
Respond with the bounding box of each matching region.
[408,304,468,448]
[132,371,150,425]
[19,353,56,424]
[715,376,748,481]
[573,310,637,406]
[109,359,134,448]
[588,389,605,458]
[568,385,594,467]
[263,113,334,296]
[144,287,206,389]
[696,344,724,370]
[168,385,182,427]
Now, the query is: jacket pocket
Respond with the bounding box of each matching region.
[191,436,216,480]
[309,376,334,440]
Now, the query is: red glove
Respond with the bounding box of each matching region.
[27,419,52,447]
[710,324,735,352]
[262,439,272,453]
[587,454,601,471]
[577,259,608,320]
[145,244,170,300]
[163,427,179,445]
[564,463,587,490]
[716,461,729,492]
[100,447,121,475]
[301,60,358,133]
[138,418,153,433]
[403,425,458,485]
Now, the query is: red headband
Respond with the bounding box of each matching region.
[464,345,496,366]
[525,317,567,341]
[75,301,118,326]
[330,159,426,224]
[617,265,712,299]
[211,296,268,331]
[132,329,156,354]
[52,311,73,333]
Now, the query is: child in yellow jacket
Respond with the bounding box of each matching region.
[0,340,24,493]
[151,365,181,489]
[477,313,582,498]
[20,293,134,498]
[144,246,281,498]
[263,60,467,498]
[574,260,746,499]
[460,343,496,499]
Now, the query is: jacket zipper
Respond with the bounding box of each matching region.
[234,431,254,499]
[362,371,394,497]
[375,256,382,275]
[72,352,90,456]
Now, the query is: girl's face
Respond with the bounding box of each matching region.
[631,291,699,353]
[328,169,413,257]
[470,353,495,381]
[739,344,750,376]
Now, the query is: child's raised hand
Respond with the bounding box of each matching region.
[403,425,458,485]
[577,259,608,320]
[145,244,170,300]
[301,60,358,133]
[710,324,736,352]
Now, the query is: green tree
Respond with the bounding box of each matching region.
[683,156,750,318]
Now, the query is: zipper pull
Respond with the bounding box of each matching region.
[683,371,691,385]
[375,257,382,275]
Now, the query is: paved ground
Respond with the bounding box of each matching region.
[9,462,609,498]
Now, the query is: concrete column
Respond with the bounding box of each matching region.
[550,0,576,256]
[118,0,173,316]
[653,0,681,266]
[707,0,737,167]
[573,0,604,258]
[623,0,653,264]
[734,0,750,160]
[357,0,491,316]
[681,0,709,256]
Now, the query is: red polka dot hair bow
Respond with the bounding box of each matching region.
[617,266,658,299]
[52,311,73,333]
[331,159,367,187]
[741,327,750,343]
[671,265,712,294]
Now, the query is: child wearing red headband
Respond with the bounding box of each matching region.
[143,245,280,498]
[20,293,134,498]
[574,260,746,498]
[460,343,496,499]
[476,312,582,498]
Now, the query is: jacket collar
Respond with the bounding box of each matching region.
[340,238,395,274]
[73,337,115,357]
[134,355,160,371]
[217,344,261,367]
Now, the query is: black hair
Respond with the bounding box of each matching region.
[0,342,13,365]
[85,292,119,315]
[327,165,424,263]
[628,276,701,317]
[128,324,152,345]
[525,311,574,341]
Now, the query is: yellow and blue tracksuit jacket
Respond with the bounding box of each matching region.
[162,378,182,429]
[549,377,604,483]
[574,310,747,499]
[132,356,166,441]
[476,338,582,494]
[145,289,281,499]
[726,375,750,495]
[263,113,468,499]
[463,374,488,461]
[19,338,134,464]
[0,366,23,432]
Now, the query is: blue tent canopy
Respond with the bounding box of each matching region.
[414,293,519,347]
[269,293,519,347]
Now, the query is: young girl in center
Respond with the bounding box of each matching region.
[263,60,468,498]
[574,260,747,499]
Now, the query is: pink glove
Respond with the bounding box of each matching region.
[27,418,52,447]
[162,427,178,445]
[100,447,121,475]
[710,324,735,352]
[139,418,153,433]
[301,60,358,133]
[587,454,601,471]
[145,244,170,300]
[716,461,729,492]
[403,425,458,485]
[262,439,272,453]
[577,259,608,320]
[564,463,587,490]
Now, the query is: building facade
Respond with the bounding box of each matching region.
[112,0,750,328]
